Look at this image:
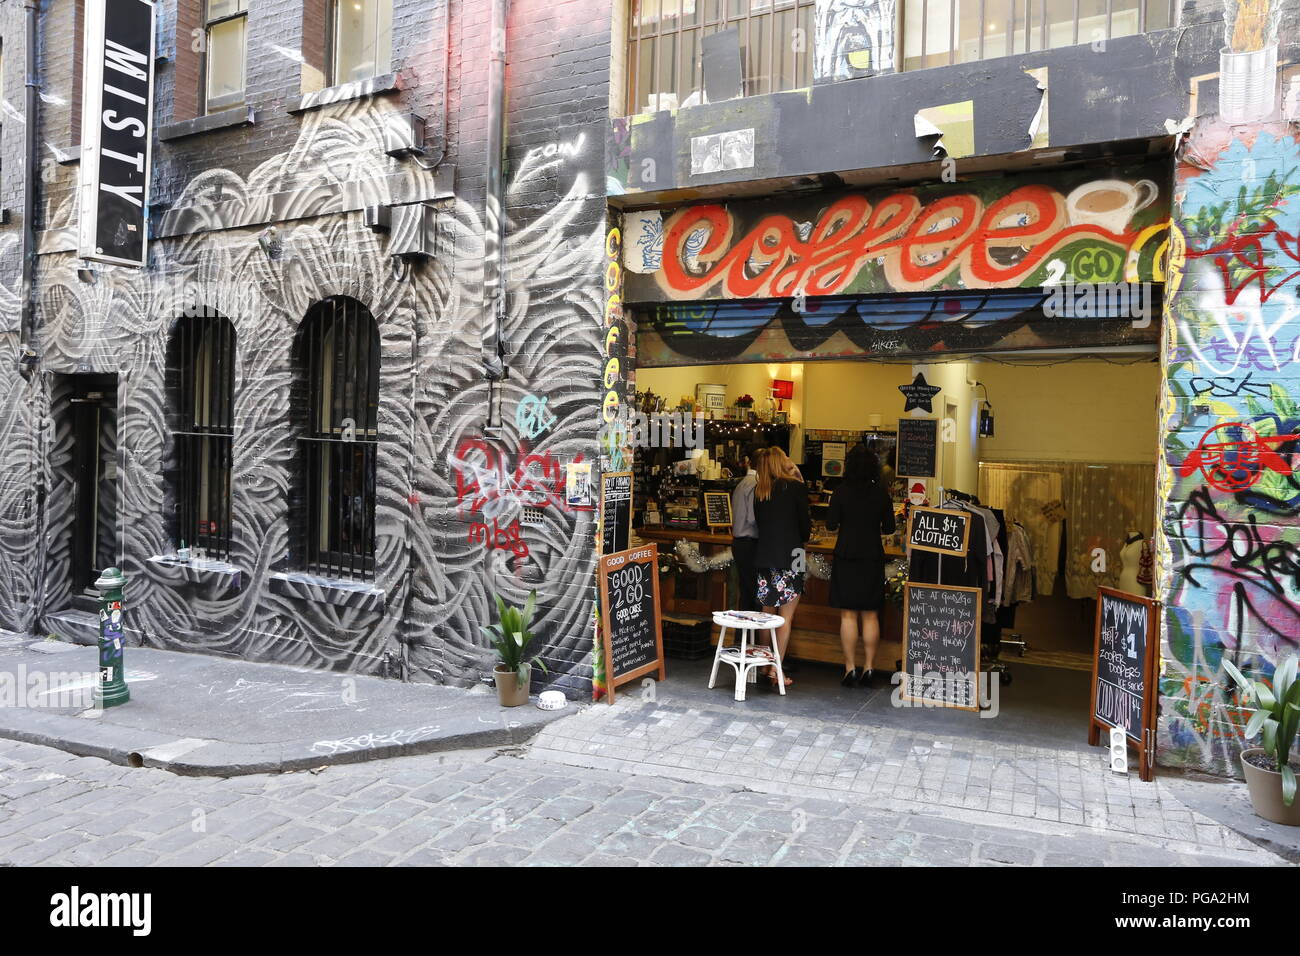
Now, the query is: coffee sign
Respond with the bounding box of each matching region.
[598,545,666,703]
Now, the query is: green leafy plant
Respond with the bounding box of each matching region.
[481,591,548,690]
[1223,654,1300,806]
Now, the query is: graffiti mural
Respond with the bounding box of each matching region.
[0,24,611,699]
[624,164,1170,304]
[1160,97,1300,773]
[814,0,897,81]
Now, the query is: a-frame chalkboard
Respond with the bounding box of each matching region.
[1088,587,1160,782]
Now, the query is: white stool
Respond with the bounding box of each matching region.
[708,611,787,701]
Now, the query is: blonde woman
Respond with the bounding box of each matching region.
[753,446,810,689]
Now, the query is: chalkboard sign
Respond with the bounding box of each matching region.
[600,471,633,554]
[703,491,733,529]
[598,544,666,703]
[901,582,982,712]
[909,507,970,557]
[896,418,937,478]
[1089,587,1159,781]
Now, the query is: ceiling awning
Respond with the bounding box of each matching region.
[633,287,1162,367]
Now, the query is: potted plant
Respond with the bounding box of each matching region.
[1223,655,1300,826]
[482,590,547,707]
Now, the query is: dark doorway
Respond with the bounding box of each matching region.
[64,375,119,592]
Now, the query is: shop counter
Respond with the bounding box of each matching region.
[634,527,906,665]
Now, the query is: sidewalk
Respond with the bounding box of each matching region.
[0,634,564,776]
[526,657,1300,866]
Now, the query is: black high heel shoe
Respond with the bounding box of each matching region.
[857,668,876,688]
[841,668,861,687]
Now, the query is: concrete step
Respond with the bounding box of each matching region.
[69,592,99,615]
[45,608,100,647]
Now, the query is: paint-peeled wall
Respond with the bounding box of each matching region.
[1157,0,1300,773]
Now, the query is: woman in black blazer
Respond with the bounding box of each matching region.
[753,447,810,688]
[826,444,896,687]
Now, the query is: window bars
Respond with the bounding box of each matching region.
[299,296,380,581]
[626,0,817,115]
[901,0,1176,70]
[172,312,235,561]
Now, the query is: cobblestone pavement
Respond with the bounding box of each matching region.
[0,737,1286,866]
[526,693,1287,861]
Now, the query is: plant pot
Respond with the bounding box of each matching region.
[494,664,531,707]
[1240,748,1300,826]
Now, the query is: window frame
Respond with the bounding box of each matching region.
[328,0,394,87]
[169,312,236,561]
[202,0,249,113]
[296,297,381,581]
[625,0,819,116]
[900,0,1177,71]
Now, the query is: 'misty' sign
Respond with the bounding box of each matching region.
[79,0,156,267]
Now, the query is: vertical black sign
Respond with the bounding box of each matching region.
[896,418,938,478]
[79,0,156,266]
[600,471,632,554]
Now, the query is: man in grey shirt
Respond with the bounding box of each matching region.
[731,444,764,611]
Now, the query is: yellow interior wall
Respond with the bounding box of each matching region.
[634,363,805,422]
[973,360,1160,463]
[635,358,1159,482]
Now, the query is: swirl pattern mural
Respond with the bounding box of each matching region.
[2,86,608,697]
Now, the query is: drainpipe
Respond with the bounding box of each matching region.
[481,0,508,425]
[18,0,40,376]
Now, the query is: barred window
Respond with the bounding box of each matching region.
[626,0,817,115]
[296,297,379,580]
[169,312,235,560]
[901,0,1175,69]
[204,0,248,112]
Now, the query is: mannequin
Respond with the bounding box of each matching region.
[1118,531,1148,595]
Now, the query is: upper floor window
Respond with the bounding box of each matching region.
[331,0,393,84]
[626,0,816,115]
[169,312,236,560]
[901,0,1174,69]
[296,297,380,580]
[204,0,248,111]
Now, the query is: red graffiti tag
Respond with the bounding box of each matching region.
[452,438,580,517]
[1185,220,1300,306]
[1180,422,1299,492]
[658,186,1149,298]
[468,518,530,558]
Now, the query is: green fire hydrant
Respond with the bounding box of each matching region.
[94,567,130,708]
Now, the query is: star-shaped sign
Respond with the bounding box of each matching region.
[899,373,942,413]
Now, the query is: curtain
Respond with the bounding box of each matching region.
[978,461,1155,599]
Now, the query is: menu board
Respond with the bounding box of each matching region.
[600,471,633,554]
[1089,587,1159,781]
[900,583,981,712]
[598,545,665,703]
[909,507,971,557]
[896,418,938,478]
[703,491,733,529]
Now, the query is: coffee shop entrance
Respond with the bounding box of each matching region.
[611,158,1171,720]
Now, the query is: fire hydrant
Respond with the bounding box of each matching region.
[94,567,130,708]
